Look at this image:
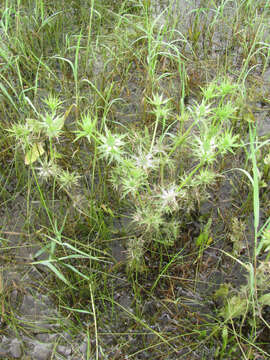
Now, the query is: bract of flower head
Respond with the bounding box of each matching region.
[159,183,179,212]
[36,159,60,181]
[40,113,65,139]
[58,169,80,190]
[134,149,158,172]
[132,206,163,233]
[189,99,212,121]
[98,131,126,164]
[192,134,218,163]
[121,166,146,198]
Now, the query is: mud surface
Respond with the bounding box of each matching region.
[0,0,270,359]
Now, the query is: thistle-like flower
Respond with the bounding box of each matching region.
[148,93,171,116]
[57,169,80,190]
[213,102,237,123]
[74,112,97,143]
[219,129,239,155]
[121,165,147,198]
[36,158,60,181]
[126,237,145,272]
[194,169,217,187]
[192,133,218,163]
[133,149,158,172]
[42,94,63,113]
[189,99,212,121]
[201,81,219,101]
[40,113,65,139]
[132,206,163,233]
[98,130,126,164]
[158,183,179,213]
[7,122,32,150]
[217,78,239,98]
[201,78,239,101]
[148,93,171,132]
[27,117,43,134]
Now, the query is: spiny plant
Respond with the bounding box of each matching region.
[5,76,244,274]
[88,77,244,271]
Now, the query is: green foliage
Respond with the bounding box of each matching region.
[219,260,270,322]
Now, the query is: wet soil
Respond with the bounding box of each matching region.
[0,1,270,359]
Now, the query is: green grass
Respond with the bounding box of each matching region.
[0,0,270,358]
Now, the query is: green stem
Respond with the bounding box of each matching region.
[150,114,159,152]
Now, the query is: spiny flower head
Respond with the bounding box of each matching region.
[194,169,218,187]
[74,112,97,143]
[132,206,164,233]
[192,133,218,163]
[57,169,80,190]
[158,183,179,213]
[98,129,126,164]
[121,165,147,198]
[36,158,60,181]
[40,113,65,139]
[133,149,158,172]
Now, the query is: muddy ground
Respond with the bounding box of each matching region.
[0,0,270,359]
